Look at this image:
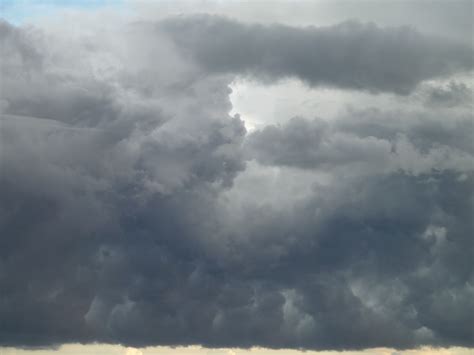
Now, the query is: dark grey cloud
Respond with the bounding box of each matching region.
[0,14,473,352]
[160,15,473,94]
[245,108,474,174]
[423,81,473,108]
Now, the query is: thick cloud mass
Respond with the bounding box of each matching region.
[160,15,473,94]
[0,13,473,351]
[245,111,474,173]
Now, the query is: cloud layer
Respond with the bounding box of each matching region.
[160,15,472,94]
[0,12,473,351]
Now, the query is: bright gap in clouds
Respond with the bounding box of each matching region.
[229,78,401,131]
[1,344,474,355]
[0,0,126,24]
[229,74,473,132]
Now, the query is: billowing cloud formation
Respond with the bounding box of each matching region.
[0,11,473,352]
[423,81,473,108]
[245,110,474,174]
[160,15,473,94]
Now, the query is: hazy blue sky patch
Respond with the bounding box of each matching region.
[0,0,125,23]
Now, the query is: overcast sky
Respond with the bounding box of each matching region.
[0,1,473,354]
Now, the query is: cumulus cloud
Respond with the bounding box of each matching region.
[0,9,473,352]
[245,109,474,174]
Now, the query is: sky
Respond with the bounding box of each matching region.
[0,0,473,354]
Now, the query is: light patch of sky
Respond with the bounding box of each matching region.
[229,73,473,132]
[1,344,473,355]
[0,0,125,24]
[229,78,401,131]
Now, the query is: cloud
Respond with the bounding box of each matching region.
[125,348,143,355]
[423,81,473,108]
[0,11,473,352]
[245,108,474,174]
[159,15,473,94]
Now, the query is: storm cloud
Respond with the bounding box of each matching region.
[160,15,473,94]
[0,7,473,352]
